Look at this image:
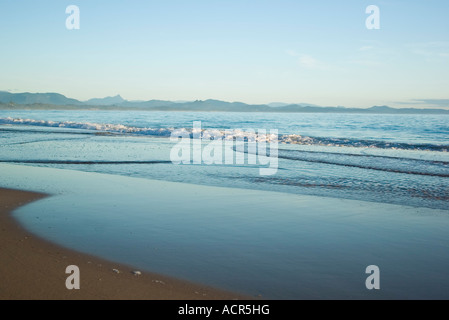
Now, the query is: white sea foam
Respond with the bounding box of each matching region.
[1,117,448,151]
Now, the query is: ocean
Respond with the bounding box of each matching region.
[1,110,448,298]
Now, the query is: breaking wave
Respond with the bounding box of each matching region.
[1,117,448,152]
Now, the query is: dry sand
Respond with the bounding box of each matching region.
[0,188,249,300]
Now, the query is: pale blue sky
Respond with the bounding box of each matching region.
[1,0,448,108]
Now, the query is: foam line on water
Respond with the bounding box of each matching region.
[2,117,448,152]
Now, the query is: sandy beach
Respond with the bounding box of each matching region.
[0,187,248,300]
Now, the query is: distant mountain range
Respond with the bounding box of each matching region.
[1,91,448,114]
[85,94,125,106]
[0,91,82,105]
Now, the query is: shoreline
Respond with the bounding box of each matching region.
[2,162,449,299]
[0,187,250,300]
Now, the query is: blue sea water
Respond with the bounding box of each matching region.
[0,110,448,299]
[1,111,448,209]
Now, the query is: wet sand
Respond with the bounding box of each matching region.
[0,188,248,300]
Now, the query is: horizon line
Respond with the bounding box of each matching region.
[1,90,449,110]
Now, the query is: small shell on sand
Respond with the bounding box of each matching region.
[112,269,120,273]
[152,280,165,285]
[131,270,142,275]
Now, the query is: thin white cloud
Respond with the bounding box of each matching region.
[286,50,328,70]
[346,41,397,67]
[407,41,449,60]
[397,99,449,108]
[285,49,298,57]
[298,55,324,69]
[359,46,374,51]
[349,59,383,67]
